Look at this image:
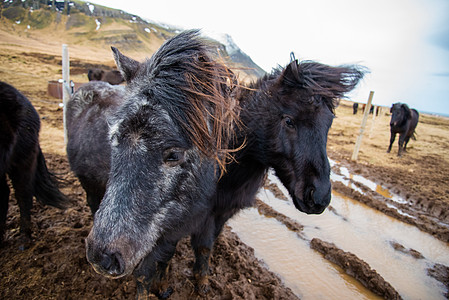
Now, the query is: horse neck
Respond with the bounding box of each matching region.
[234,84,273,167]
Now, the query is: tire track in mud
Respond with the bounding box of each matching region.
[254,192,402,299]
[257,178,449,299]
[330,161,449,243]
[310,238,402,300]
[328,163,449,296]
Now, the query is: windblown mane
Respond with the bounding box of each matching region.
[251,60,366,113]
[139,30,239,171]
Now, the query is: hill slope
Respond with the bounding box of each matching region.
[0,1,266,80]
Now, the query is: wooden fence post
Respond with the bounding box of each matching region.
[351,91,374,161]
[62,44,70,145]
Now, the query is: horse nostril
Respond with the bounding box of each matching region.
[100,253,112,271]
[99,251,125,276]
[304,186,315,207]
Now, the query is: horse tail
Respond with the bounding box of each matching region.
[33,147,68,209]
[411,109,419,141]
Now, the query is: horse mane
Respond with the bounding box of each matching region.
[253,60,365,113]
[142,30,240,172]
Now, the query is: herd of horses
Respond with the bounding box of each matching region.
[0,29,419,298]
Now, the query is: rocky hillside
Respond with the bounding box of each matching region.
[0,0,266,79]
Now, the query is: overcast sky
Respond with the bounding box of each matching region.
[86,0,449,115]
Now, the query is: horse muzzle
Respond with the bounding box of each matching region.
[85,237,127,279]
[293,184,331,214]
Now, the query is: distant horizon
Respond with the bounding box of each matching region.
[343,99,449,118]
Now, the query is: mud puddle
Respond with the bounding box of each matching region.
[329,159,406,205]
[228,170,449,300]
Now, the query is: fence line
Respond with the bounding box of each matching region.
[62,44,70,145]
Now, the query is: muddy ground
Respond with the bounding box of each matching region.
[1,35,449,298]
[328,101,449,244]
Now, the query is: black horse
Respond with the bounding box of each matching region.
[0,82,68,248]
[87,68,125,85]
[66,30,238,295]
[353,102,359,114]
[133,60,364,297]
[387,102,419,156]
[66,81,126,214]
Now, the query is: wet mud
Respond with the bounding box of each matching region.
[427,264,449,298]
[255,198,304,237]
[310,238,402,300]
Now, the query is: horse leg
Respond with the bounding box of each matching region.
[134,241,177,299]
[9,169,34,249]
[387,132,396,153]
[403,135,411,152]
[191,216,217,295]
[134,253,157,300]
[398,134,406,156]
[191,211,233,295]
[79,176,105,215]
[0,174,10,246]
[151,242,178,299]
[86,188,104,215]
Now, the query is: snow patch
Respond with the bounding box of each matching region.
[95,19,101,31]
[87,3,95,14]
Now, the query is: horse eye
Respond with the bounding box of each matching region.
[284,116,295,128]
[163,148,185,166]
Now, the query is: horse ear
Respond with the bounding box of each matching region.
[111,47,140,83]
[279,60,302,88]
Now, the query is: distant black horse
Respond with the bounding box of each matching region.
[133,59,364,296]
[387,102,419,156]
[0,82,68,248]
[353,102,359,114]
[66,30,238,296]
[87,68,124,85]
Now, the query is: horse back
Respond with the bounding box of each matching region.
[66,81,125,183]
[102,70,124,85]
[410,109,419,129]
[0,82,40,175]
[405,109,419,138]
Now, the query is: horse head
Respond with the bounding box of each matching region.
[390,102,411,128]
[259,59,365,214]
[85,30,237,279]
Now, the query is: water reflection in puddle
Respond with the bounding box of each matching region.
[329,159,406,204]
[229,171,449,300]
